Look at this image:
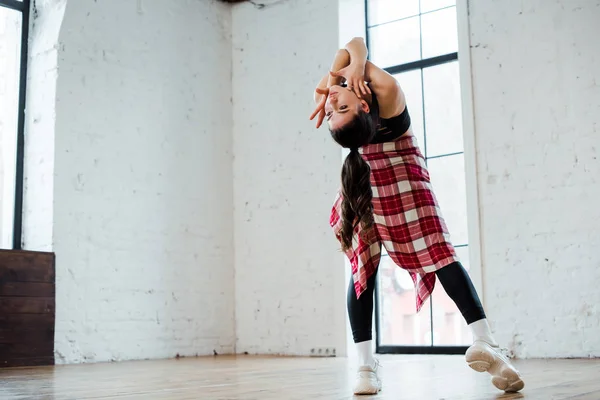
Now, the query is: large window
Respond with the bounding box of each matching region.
[0,0,29,249]
[366,0,473,354]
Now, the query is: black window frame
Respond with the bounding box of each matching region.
[1,0,30,250]
[364,0,468,355]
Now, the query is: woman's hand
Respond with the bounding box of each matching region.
[330,62,371,98]
[309,87,329,129]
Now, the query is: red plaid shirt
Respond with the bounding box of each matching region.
[330,134,458,312]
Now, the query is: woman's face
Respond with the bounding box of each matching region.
[325,85,369,131]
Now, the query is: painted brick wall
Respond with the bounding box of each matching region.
[232,0,348,355]
[469,0,600,357]
[51,0,235,363]
[23,0,66,251]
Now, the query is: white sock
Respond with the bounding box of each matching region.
[356,340,375,367]
[469,319,498,346]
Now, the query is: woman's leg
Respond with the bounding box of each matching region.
[347,270,378,367]
[436,261,524,392]
[347,270,382,395]
[348,261,492,349]
[435,261,496,345]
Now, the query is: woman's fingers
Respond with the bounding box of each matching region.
[315,87,329,95]
[360,81,368,95]
[330,68,349,84]
[316,109,325,128]
[329,69,344,78]
[353,80,362,98]
[309,105,320,120]
[309,102,321,120]
[309,96,326,121]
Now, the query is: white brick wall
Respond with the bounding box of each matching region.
[232,0,347,355]
[49,0,235,363]
[469,0,600,358]
[22,0,66,251]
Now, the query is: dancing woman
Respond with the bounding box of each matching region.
[310,37,524,395]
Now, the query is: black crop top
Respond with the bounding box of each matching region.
[368,90,412,144]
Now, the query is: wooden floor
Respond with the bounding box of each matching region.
[1,355,599,399]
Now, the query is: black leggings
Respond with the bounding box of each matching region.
[347,261,485,343]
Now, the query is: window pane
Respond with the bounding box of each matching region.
[454,246,470,271]
[420,0,456,13]
[427,154,468,245]
[421,7,458,59]
[367,0,419,26]
[423,61,463,157]
[394,70,424,149]
[368,16,420,68]
[378,255,432,346]
[0,7,22,249]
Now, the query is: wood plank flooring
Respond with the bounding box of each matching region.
[1,355,599,399]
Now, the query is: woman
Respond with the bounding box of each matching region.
[310,37,525,396]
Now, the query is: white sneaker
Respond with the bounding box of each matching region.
[353,359,382,395]
[466,340,525,393]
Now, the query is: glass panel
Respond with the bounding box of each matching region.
[431,255,473,346]
[378,255,432,346]
[394,70,424,150]
[0,7,22,249]
[421,7,458,59]
[454,246,470,270]
[420,0,456,13]
[422,61,463,157]
[427,154,468,245]
[367,0,420,27]
[368,16,421,68]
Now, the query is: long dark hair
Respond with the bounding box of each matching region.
[330,110,377,251]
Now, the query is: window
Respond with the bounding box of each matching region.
[366,0,473,354]
[0,0,29,249]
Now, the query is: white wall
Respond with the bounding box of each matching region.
[469,0,600,358]
[23,0,66,251]
[49,0,234,363]
[232,0,347,355]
